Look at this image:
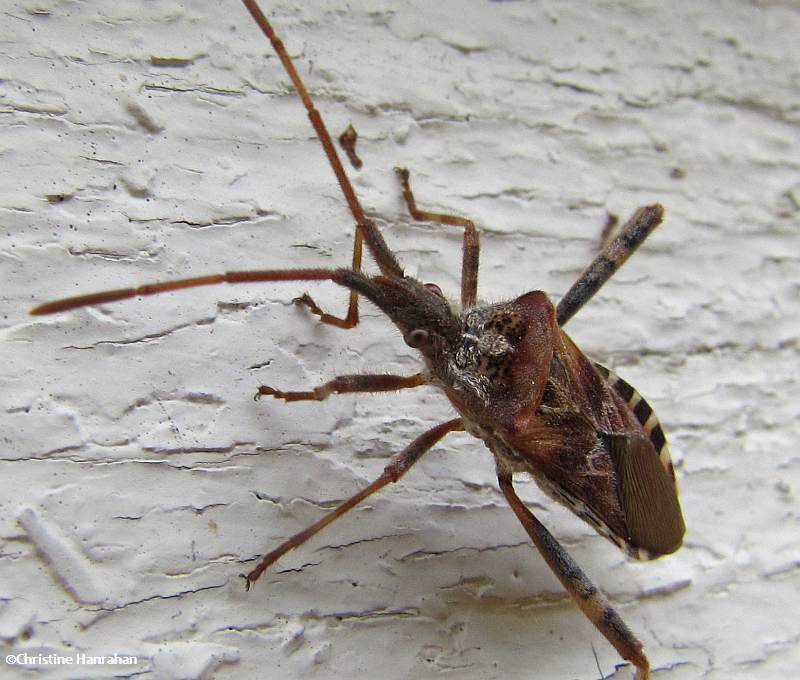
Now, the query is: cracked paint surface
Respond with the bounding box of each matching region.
[1,1,799,679]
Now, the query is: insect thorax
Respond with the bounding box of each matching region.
[446,304,529,403]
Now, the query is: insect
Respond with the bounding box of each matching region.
[31,1,685,678]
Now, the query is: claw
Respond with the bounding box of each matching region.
[255,385,278,401]
[293,292,317,309]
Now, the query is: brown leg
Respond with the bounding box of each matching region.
[257,372,426,402]
[555,204,664,327]
[291,290,360,330]
[291,216,405,327]
[244,417,464,589]
[395,167,480,309]
[497,469,650,680]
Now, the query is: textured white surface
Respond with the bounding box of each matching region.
[2,1,799,678]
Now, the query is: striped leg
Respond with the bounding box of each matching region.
[497,468,650,680]
[556,204,664,327]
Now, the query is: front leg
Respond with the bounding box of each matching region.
[497,469,650,680]
[257,372,426,402]
[395,167,480,309]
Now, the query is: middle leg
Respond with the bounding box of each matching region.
[245,417,464,589]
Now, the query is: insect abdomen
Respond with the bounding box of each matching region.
[593,362,676,484]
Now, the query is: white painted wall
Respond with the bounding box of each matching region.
[2,1,799,678]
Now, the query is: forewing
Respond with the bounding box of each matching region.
[503,330,685,558]
[607,433,685,555]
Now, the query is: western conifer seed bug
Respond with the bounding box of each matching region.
[31,1,686,678]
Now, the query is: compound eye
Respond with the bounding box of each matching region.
[404,329,429,349]
[424,283,444,297]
